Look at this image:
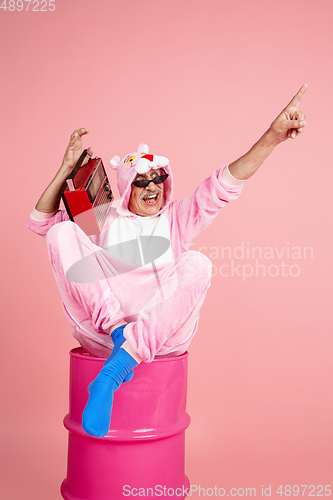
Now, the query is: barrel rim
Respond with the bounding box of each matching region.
[63,413,191,441]
[69,347,189,363]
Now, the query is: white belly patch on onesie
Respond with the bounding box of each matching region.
[103,213,174,274]
[102,213,176,319]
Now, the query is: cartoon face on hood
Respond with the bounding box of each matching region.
[110,143,174,218]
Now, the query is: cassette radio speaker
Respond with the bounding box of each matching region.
[61,149,113,235]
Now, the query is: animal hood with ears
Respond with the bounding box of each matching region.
[109,143,174,217]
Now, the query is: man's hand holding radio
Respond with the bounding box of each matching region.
[35,128,92,213]
[60,128,93,175]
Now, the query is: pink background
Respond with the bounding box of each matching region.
[1,0,332,498]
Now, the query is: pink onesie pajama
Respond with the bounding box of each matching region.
[27,145,244,435]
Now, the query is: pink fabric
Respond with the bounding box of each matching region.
[27,163,243,361]
[46,220,212,361]
[30,207,57,221]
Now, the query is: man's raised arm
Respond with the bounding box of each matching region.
[228,84,308,181]
[35,128,93,213]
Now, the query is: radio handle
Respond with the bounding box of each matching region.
[62,149,89,193]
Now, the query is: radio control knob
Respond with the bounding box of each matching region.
[104,183,110,191]
[107,193,113,200]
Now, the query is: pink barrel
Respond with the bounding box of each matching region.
[61,348,191,500]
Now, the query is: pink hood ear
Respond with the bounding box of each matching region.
[109,144,174,218]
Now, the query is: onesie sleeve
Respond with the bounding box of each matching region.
[26,207,70,237]
[170,165,244,251]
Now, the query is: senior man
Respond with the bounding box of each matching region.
[27,84,307,437]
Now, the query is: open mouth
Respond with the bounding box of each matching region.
[142,193,159,205]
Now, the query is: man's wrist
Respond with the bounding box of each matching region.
[57,163,74,179]
[228,129,280,180]
[263,127,282,148]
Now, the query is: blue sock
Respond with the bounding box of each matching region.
[105,325,126,363]
[82,348,138,438]
[105,325,133,382]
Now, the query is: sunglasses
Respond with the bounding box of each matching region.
[132,171,169,188]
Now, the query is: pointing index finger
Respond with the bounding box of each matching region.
[286,84,308,108]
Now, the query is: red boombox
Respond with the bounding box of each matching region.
[61,150,113,235]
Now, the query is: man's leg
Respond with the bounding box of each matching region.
[82,345,139,437]
[82,250,212,437]
[123,250,212,362]
[46,221,126,339]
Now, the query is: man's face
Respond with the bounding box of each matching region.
[128,168,164,217]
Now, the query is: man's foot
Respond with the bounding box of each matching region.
[82,348,138,437]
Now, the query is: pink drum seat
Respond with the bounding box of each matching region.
[61,347,191,500]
